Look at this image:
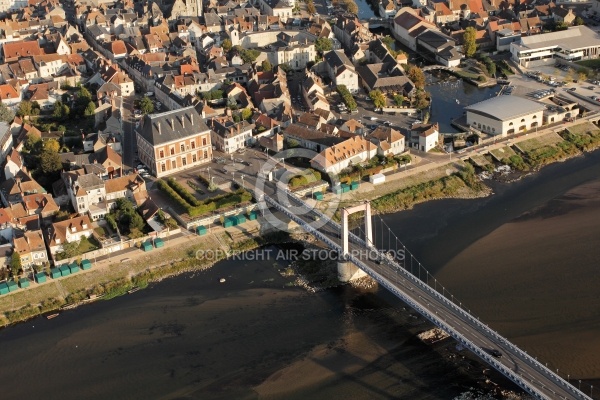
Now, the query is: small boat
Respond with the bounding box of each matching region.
[219,278,226,283]
[456,99,460,104]
[127,287,140,294]
[46,313,59,320]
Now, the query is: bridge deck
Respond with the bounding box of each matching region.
[264,193,588,400]
[245,176,589,400]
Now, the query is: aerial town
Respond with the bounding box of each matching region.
[0,0,599,327]
[0,0,600,396]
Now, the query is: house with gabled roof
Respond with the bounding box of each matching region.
[14,230,48,268]
[4,148,25,181]
[0,171,46,207]
[323,50,359,93]
[44,215,94,258]
[2,40,43,62]
[284,124,347,153]
[311,135,378,174]
[393,7,436,51]
[368,126,405,156]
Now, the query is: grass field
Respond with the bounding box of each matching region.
[489,146,517,161]
[514,132,564,153]
[567,122,600,136]
[469,154,491,167]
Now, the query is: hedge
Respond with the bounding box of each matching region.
[157,180,252,217]
[197,174,210,187]
[289,169,322,188]
[166,178,201,206]
[156,179,192,211]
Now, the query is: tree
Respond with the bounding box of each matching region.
[53,101,70,120]
[84,101,96,117]
[344,0,358,14]
[10,252,21,277]
[262,60,273,72]
[578,71,588,81]
[406,65,426,89]
[574,16,584,26]
[78,86,92,102]
[239,49,260,63]
[140,96,154,114]
[0,103,15,123]
[222,38,232,52]
[54,210,71,222]
[24,133,42,153]
[16,100,40,117]
[241,108,253,121]
[463,27,477,58]
[315,37,333,56]
[393,94,404,106]
[414,89,430,109]
[307,0,316,14]
[369,90,386,109]
[40,150,62,175]
[44,139,60,153]
[554,21,569,31]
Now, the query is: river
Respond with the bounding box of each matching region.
[425,72,501,133]
[0,154,599,399]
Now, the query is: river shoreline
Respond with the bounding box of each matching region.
[1,138,599,328]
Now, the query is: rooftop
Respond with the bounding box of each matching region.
[465,96,545,121]
[515,26,600,52]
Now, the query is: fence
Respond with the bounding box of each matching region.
[173,204,259,230]
[54,228,181,267]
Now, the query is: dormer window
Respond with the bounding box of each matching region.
[71,226,76,232]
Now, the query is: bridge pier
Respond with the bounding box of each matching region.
[337,261,367,282]
[339,202,372,282]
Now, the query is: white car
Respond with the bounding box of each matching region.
[136,164,145,170]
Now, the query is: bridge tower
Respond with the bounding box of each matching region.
[338,202,373,282]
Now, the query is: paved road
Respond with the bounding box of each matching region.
[244,176,589,400]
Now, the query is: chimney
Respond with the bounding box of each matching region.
[171,118,174,128]
[181,116,184,129]
[157,121,161,134]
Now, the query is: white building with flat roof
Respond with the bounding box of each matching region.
[510,26,600,67]
[465,96,545,137]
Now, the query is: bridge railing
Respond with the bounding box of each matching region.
[272,193,590,400]
[264,194,552,399]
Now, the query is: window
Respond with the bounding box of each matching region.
[191,141,195,149]
[509,122,513,126]
[182,157,187,166]
[192,154,197,162]
[172,160,176,169]
[180,144,185,152]
[159,150,164,158]
[203,150,208,159]
[170,147,175,155]
[202,137,207,146]
[161,163,166,172]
